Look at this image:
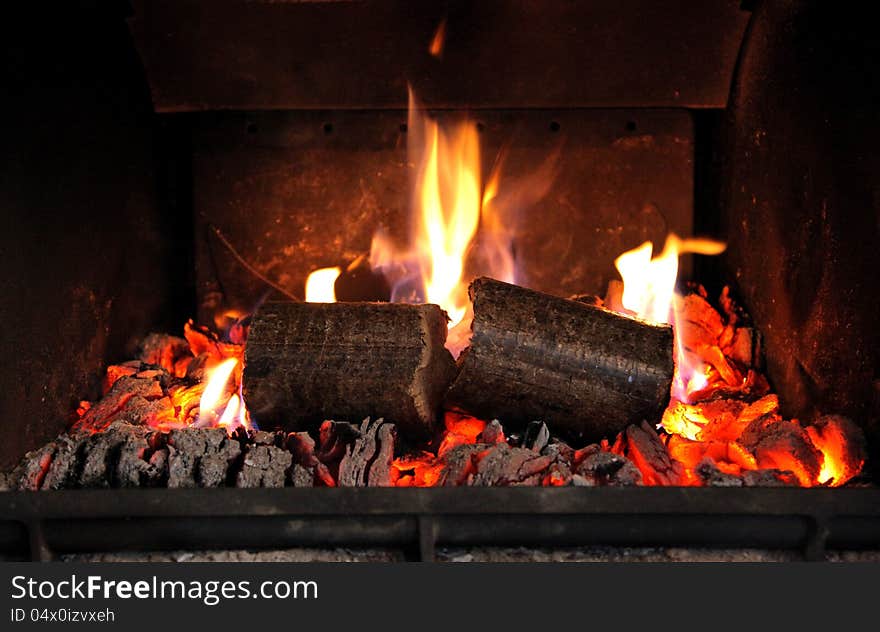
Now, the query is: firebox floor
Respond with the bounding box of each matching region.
[45,547,880,563]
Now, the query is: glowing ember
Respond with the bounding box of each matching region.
[63,288,865,488]
[806,416,867,487]
[305,266,341,303]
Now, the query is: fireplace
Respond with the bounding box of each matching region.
[1,0,878,562]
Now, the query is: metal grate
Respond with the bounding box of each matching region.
[2,487,878,561]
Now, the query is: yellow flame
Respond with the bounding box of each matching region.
[370,90,483,331]
[614,233,726,402]
[197,357,238,425]
[614,234,726,325]
[218,393,241,429]
[418,118,481,326]
[305,267,341,303]
[367,89,551,357]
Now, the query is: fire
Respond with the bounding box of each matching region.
[614,234,726,401]
[197,357,239,427]
[305,267,341,303]
[370,90,520,355]
[371,89,481,327]
[216,392,250,433]
[428,18,446,58]
[614,234,726,325]
[61,73,864,489]
[806,417,867,487]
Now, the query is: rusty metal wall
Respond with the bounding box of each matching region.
[192,109,694,320]
[128,0,750,111]
[0,4,189,470]
[719,1,880,449]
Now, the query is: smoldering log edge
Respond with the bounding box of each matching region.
[445,277,674,443]
[242,302,457,440]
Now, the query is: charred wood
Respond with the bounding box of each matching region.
[74,371,173,433]
[138,333,192,375]
[337,418,398,487]
[741,468,799,487]
[471,443,554,486]
[574,444,643,486]
[40,433,86,490]
[542,438,575,464]
[477,420,506,445]
[112,426,154,488]
[290,464,315,487]
[79,423,150,488]
[445,278,674,443]
[316,420,361,466]
[522,421,550,452]
[243,302,457,440]
[286,431,335,487]
[167,428,241,488]
[739,415,822,486]
[236,443,293,488]
[624,421,685,485]
[9,443,55,491]
[695,458,743,487]
[544,458,573,486]
[436,443,489,486]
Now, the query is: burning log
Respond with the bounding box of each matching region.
[138,333,192,377]
[446,278,675,443]
[243,302,457,440]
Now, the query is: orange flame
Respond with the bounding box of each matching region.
[197,357,238,427]
[428,18,446,58]
[806,419,864,487]
[414,102,480,327]
[614,234,726,325]
[370,89,520,355]
[305,267,341,303]
[614,234,725,401]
